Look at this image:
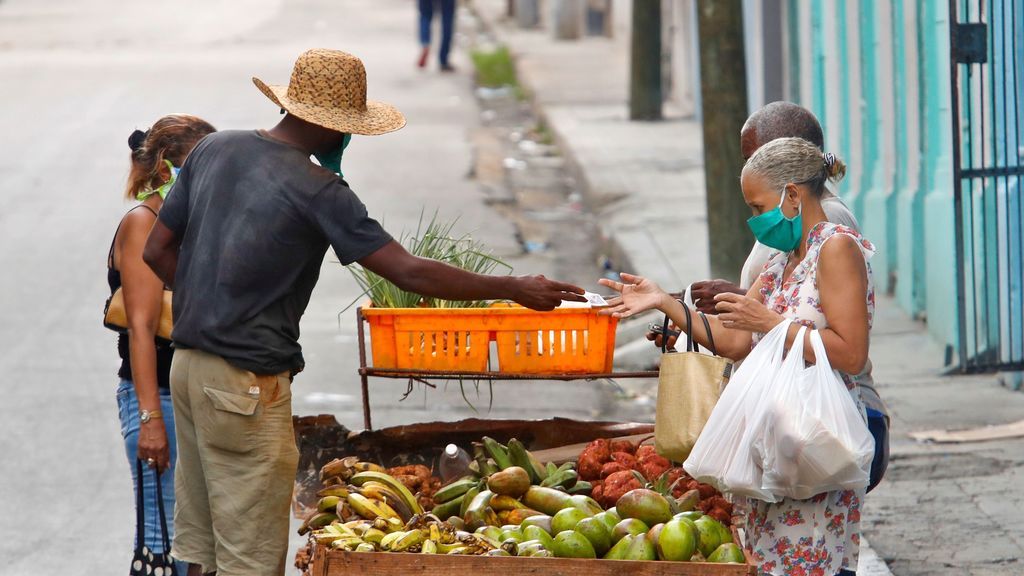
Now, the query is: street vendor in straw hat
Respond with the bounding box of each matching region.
[143,49,586,576]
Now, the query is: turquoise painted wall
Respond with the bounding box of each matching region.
[777,0,961,354]
[857,0,893,293]
[918,0,958,351]
[835,0,852,200]
[893,0,925,314]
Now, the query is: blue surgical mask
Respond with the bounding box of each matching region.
[314,133,352,178]
[746,186,803,252]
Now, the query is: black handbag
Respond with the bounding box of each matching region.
[130,459,177,576]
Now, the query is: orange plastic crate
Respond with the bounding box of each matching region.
[362,303,617,374]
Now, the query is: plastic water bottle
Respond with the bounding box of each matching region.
[438,444,472,483]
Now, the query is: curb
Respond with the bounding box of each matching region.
[469,2,639,279]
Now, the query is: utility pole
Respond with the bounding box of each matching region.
[629,1,662,120]
[697,0,751,280]
[515,0,540,28]
[552,0,584,40]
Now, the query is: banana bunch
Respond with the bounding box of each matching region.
[300,466,426,536]
[465,437,590,494]
[308,512,496,555]
[319,456,386,484]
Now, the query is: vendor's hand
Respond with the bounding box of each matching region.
[691,279,745,314]
[645,323,679,350]
[598,273,670,318]
[714,292,783,333]
[511,275,586,311]
[138,418,171,473]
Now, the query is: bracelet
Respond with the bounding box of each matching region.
[139,408,163,424]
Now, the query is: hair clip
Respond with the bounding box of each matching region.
[128,128,149,151]
[823,152,836,170]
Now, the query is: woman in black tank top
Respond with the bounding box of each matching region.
[110,115,214,570]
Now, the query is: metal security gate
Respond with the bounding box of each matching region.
[949,0,1024,372]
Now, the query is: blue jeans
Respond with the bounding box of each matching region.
[866,408,889,492]
[418,0,456,66]
[117,379,187,575]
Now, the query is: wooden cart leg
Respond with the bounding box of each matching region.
[361,371,372,430]
[356,306,373,430]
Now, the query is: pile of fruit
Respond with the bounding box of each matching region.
[431,437,588,525]
[578,438,734,524]
[300,440,745,565]
[459,484,744,562]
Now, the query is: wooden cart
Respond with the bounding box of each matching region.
[308,544,758,576]
[302,308,758,574]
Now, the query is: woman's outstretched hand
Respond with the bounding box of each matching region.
[597,273,669,318]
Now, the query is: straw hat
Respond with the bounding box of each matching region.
[253,49,406,136]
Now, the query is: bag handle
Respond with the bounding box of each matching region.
[698,312,717,356]
[134,459,173,557]
[134,459,146,551]
[808,330,834,373]
[662,301,712,355]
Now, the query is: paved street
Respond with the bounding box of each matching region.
[0,1,621,573]
[3,1,1021,575]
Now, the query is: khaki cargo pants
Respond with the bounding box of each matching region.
[169,348,299,576]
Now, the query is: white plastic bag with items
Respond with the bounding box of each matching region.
[682,318,793,498]
[753,329,875,500]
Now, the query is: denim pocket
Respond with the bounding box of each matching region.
[201,387,260,454]
[116,381,136,439]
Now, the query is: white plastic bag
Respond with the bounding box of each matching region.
[682,319,792,497]
[754,329,875,500]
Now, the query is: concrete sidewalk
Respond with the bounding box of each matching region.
[472,2,1024,574]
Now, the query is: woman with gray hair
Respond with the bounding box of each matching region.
[600,137,873,576]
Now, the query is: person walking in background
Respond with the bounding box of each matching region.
[108,114,215,575]
[417,0,456,71]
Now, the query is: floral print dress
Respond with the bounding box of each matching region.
[743,222,876,576]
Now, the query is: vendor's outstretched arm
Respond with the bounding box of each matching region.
[143,219,181,288]
[358,241,586,312]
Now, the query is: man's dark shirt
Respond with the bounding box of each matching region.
[159,130,392,375]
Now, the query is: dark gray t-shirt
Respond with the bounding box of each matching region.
[159,130,392,375]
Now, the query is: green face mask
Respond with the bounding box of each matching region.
[314,133,352,178]
[137,160,179,201]
[746,186,803,252]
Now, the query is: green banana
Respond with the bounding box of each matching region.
[379,530,406,551]
[355,542,377,553]
[356,482,414,522]
[362,527,387,545]
[421,539,438,554]
[298,512,337,535]
[317,495,342,512]
[459,485,480,518]
[463,489,494,531]
[540,468,578,489]
[505,439,539,483]
[528,451,548,481]
[546,462,558,477]
[437,542,468,554]
[316,485,351,499]
[391,529,427,552]
[481,458,500,476]
[482,437,513,470]
[349,471,424,515]
[431,493,466,520]
[433,477,478,504]
[567,480,592,495]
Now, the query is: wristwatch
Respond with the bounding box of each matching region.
[139,409,163,425]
